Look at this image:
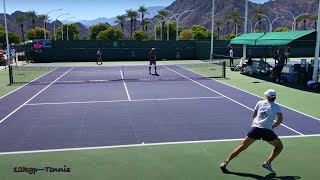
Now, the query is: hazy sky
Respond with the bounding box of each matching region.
[4,0,269,20]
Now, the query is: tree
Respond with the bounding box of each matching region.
[96,27,123,40]
[38,14,49,30]
[27,27,50,40]
[275,27,291,32]
[163,21,180,40]
[253,7,265,31]
[179,29,193,40]
[156,21,182,40]
[8,32,20,44]
[156,10,170,40]
[215,19,223,39]
[126,9,137,39]
[132,10,139,32]
[296,14,310,30]
[0,29,21,44]
[226,34,236,40]
[27,10,38,29]
[138,5,149,31]
[56,23,80,40]
[115,15,127,36]
[16,16,26,42]
[141,19,148,32]
[227,10,240,35]
[310,14,318,29]
[191,25,211,40]
[133,30,149,40]
[89,23,110,39]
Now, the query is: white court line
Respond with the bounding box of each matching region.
[165,66,304,136]
[185,67,320,122]
[0,68,74,125]
[120,70,131,101]
[25,96,224,106]
[0,134,319,155]
[0,68,58,100]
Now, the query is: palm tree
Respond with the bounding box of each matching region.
[224,16,231,34]
[310,14,318,29]
[215,19,223,39]
[144,18,151,32]
[132,10,139,32]
[115,15,127,37]
[38,14,49,30]
[16,16,26,42]
[126,9,136,39]
[27,10,38,29]
[155,10,170,40]
[227,10,240,34]
[138,5,149,31]
[253,7,264,31]
[296,14,310,30]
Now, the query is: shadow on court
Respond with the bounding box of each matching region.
[223,170,301,180]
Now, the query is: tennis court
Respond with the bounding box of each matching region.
[0,62,319,179]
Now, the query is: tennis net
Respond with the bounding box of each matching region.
[8,61,226,85]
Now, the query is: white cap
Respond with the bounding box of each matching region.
[152,48,155,50]
[264,89,276,97]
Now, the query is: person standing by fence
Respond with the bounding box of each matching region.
[96,48,102,65]
[229,46,234,67]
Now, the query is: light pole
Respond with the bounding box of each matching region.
[254,19,266,33]
[270,16,284,32]
[280,9,295,31]
[242,0,249,65]
[281,9,308,31]
[210,0,215,61]
[154,14,166,41]
[146,19,157,40]
[68,19,79,40]
[241,16,252,33]
[227,19,238,36]
[44,9,62,40]
[161,10,177,40]
[63,17,75,41]
[313,0,320,82]
[166,15,176,40]
[3,0,10,64]
[258,13,272,32]
[54,13,70,41]
[176,10,193,41]
[293,13,309,31]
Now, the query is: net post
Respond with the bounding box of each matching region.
[222,61,226,78]
[122,66,125,80]
[8,65,13,85]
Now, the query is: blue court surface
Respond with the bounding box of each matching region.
[0,66,319,153]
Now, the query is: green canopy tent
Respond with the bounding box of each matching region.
[230,30,316,46]
[229,32,265,45]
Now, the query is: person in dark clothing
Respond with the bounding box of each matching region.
[247,49,253,66]
[285,47,290,64]
[275,49,286,82]
[148,48,158,75]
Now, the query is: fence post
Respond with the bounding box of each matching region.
[223,61,226,78]
[8,65,13,85]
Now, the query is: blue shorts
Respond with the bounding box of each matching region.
[247,127,278,141]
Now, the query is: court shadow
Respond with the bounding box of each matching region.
[224,170,301,180]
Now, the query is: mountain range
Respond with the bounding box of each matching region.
[0,0,319,40]
[78,6,166,27]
